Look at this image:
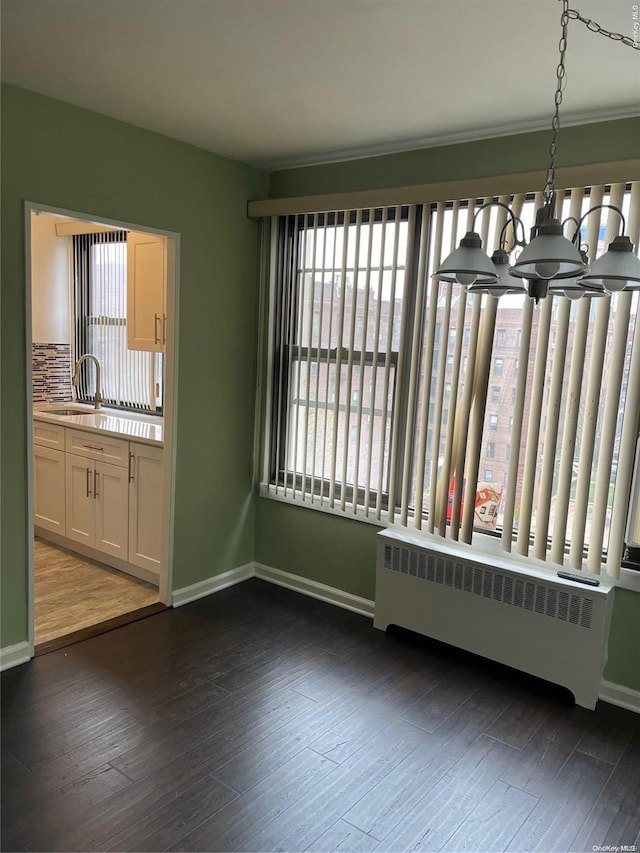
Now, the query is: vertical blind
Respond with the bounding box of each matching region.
[265,182,640,578]
[73,231,161,411]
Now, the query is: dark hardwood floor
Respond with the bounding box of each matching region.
[2,578,639,852]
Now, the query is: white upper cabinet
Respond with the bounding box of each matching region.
[127,231,167,353]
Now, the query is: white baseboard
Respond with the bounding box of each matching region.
[254,562,374,618]
[0,641,32,672]
[599,679,640,714]
[172,562,254,607]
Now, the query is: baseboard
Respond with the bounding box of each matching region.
[254,562,374,618]
[599,679,640,714]
[172,562,254,607]
[0,641,32,672]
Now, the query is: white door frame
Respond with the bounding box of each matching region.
[24,201,180,655]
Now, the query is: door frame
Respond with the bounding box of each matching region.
[24,201,180,654]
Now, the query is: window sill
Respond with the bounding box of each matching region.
[259,483,624,588]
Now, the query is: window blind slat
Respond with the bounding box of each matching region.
[413,202,445,530]
[401,204,429,526]
[569,197,619,568]
[376,207,402,520]
[428,200,460,533]
[388,204,417,523]
[363,208,389,516]
[352,209,376,512]
[339,210,363,512]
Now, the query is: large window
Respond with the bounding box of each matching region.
[264,182,640,575]
[73,232,163,412]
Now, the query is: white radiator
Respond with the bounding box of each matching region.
[374,529,614,709]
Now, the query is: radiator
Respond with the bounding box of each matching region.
[374,529,614,709]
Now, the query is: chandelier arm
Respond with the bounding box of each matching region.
[568,204,627,244]
[471,201,526,247]
[567,8,640,50]
[498,215,527,253]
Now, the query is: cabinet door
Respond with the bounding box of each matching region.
[128,444,163,574]
[94,461,129,560]
[65,453,95,547]
[34,445,66,534]
[127,231,167,353]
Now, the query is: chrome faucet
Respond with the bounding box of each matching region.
[72,354,103,410]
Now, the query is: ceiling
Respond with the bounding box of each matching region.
[1,0,638,170]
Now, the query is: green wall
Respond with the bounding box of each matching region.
[270,118,640,198]
[258,117,640,693]
[1,84,268,648]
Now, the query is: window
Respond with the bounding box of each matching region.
[267,208,408,504]
[264,183,639,577]
[73,232,163,411]
[484,470,493,483]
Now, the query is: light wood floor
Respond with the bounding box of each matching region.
[34,538,160,646]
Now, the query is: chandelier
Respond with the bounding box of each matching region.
[434,0,640,301]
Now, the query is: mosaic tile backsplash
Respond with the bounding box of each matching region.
[32,343,73,403]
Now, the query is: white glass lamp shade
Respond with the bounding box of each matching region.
[579,236,640,292]
[547,249,608,300]
[468,249,527,297]
[509,219,587,281]
[434,231,499,286]
[548,278,609,300]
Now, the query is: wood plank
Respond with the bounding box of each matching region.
[506,749,616,852]
[306,819,379,852]
[241,720,428,852]
[499,704,591,798]
[101,773,239,852]
[569,731,640,852]
[34,538,160,646]
[373,735,522,850]
[167,748,339,852]
[441,780,538,852]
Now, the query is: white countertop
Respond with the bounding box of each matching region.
[34,403,164,446]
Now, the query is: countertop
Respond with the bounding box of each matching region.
[34,403,164,447]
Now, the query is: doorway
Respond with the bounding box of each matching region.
[26,203,179,654]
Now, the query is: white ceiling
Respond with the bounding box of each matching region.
[1,0,638,170]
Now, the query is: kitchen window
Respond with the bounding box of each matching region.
[73,232,163,412]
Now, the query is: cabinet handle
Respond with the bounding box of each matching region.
[94,470,99,499]
[128,452,135,483]
[162,313,167,345]
[154,313,161,345]
[82,444,104,451]
[86,467,92,497]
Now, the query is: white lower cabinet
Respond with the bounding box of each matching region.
[65,453,129,560]
[128,443,163,574]
[34,445,66,534]
[35,421,162,582]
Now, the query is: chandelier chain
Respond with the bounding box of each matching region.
[567,8,640,49]
[544,0,570,203]
[544,2,639,205]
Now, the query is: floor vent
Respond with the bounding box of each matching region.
[375,531,613,709]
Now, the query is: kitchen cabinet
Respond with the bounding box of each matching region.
[33,445,66,534]
[34,417,163,583]
[128,443,163,575]
[65,454,129,561]
[127,231,167,353]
